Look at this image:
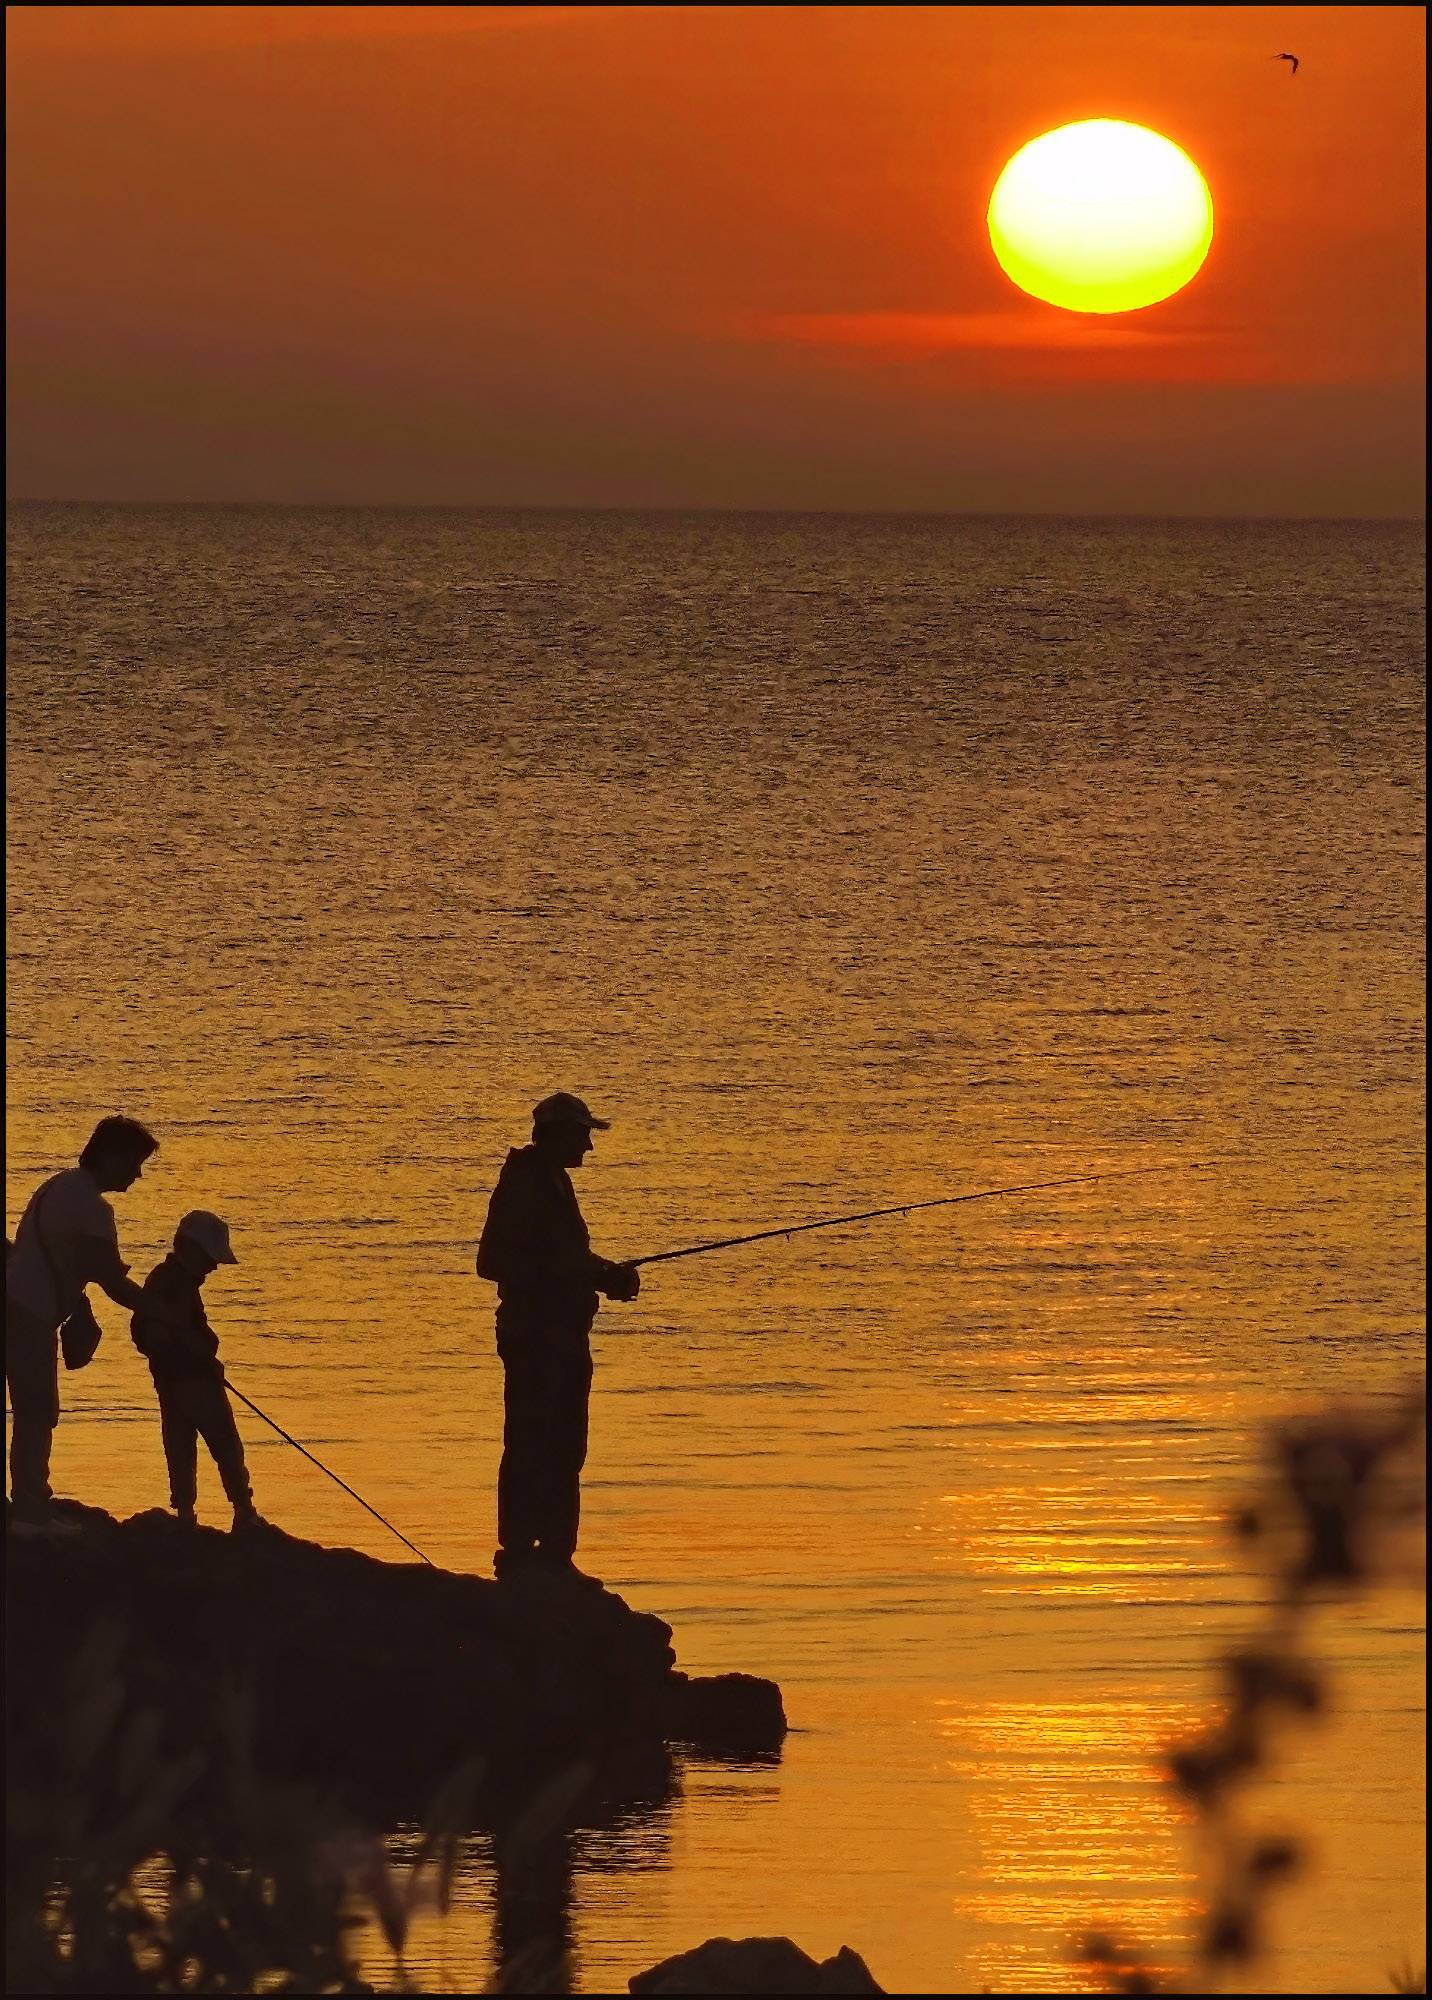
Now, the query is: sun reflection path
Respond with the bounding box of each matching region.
[917,1349,1251,1988]
[943,1474,1226,1593]
[943,1699,1202,1995]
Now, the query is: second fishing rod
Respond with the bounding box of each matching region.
[626,1160,1197,1269]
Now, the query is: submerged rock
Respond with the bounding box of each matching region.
[630,1937,885,1994]
[5,1500,785,1823]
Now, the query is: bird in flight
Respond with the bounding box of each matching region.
[1274,52,1300,75]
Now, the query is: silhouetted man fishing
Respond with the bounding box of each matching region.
[477,1093,640,1584]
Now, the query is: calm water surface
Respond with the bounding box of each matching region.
[6,506,1425,1993]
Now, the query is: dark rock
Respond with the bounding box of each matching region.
[6,1504,783,1826]
[816,1947,886,1992]
[663,1670,788,1757]
[630,1937,884,1994]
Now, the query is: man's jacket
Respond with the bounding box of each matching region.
[477,1147,621,1346]
[131,1255,223,1387]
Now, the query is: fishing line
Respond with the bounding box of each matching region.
[630,1162,1201,1268]
[224,1378,435,1566]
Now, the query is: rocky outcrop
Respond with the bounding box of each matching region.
[5,1501,785,1825]
[630,1937,885,1993]
[661,1669,788,1759]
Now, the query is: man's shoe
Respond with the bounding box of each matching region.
[175,1508,199,1530]
[540,1553,605,1589]
[494,1545,541,1581]
[230,1508,267,1536]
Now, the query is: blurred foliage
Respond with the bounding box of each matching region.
[1076,1379,1426,1997]
[3,1611,495,1995]
[1388,1964,1428,1996]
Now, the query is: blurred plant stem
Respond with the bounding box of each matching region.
[1078,1378,1425,1996]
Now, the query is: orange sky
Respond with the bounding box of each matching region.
[6,4,1425,514]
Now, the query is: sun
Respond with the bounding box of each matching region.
[988,119,1213,314]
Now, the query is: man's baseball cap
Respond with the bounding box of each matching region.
[532,1092,610,1131]
[176,1210,238,1264]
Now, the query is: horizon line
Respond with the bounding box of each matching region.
[5,497,1425,526]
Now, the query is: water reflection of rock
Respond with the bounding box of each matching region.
[480,1748,788,1992]
[386,1740,786,1988]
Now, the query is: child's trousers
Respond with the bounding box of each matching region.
[157,1377,252,1513]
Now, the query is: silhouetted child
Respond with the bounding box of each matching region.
[131,1211,260,1532]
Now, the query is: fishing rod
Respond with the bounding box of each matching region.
[630,1162,1198,1269]
[224,1378,435,1567]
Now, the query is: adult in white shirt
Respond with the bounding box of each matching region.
[6,1116,174,1527]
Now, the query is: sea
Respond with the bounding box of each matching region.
[5,503,1425,1995]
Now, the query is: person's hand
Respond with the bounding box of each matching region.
[608,1262,641,1303]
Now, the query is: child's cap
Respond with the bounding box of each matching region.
[175,1210,238,1265]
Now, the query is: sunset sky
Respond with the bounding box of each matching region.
[6,4,1425,515]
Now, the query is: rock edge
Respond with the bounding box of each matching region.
[6,1502,786,1823]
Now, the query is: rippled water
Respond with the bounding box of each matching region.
[6,505,1425,1994]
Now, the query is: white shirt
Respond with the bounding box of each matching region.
[6,1167,127,1331]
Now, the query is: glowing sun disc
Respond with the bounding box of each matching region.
[988,119,1213,314]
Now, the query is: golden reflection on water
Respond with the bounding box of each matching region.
[7,508,1426,1992]
[944,1477,1224,1587]
[942,1700,1200,1992]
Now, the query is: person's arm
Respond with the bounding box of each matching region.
[99,1270,156,1314]
[479,1168,629,1294]
[477,1167,534,1286]
[77,1237,176,1320]
[479,1164,594,1291]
